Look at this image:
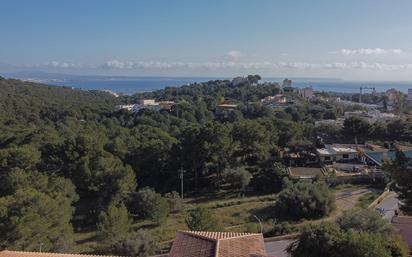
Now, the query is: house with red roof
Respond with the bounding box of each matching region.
[0,231,267,257]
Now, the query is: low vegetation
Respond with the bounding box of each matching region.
[185,206,220,231]
[0,76,411,253]
[275,180,335,219]
[289,209,409,257]
[356,191,381,209]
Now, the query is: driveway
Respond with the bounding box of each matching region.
[265,240,294,257]
[375,192,399,221]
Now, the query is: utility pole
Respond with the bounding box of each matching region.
[178,168,185,199]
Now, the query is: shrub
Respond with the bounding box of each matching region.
[130,187,169,224]
[386,235,410,257]
[164,191,184,213]
[336,208,393,236]
[224,167,252,192]
[244,222,259,233]
[113,230,158,257]
[251,162,288,193]
[287,222,344,257]
[289,211,409,257]
[275,181,335,219]
[288,222,404,257]
[267,221,295,237]
[186,206,220,231]
[97,202,132,246]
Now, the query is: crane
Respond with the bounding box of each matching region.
[359,86,376,104]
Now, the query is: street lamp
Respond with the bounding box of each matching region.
[253,215,263,233]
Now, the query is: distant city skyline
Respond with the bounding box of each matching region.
[2,0,412,80]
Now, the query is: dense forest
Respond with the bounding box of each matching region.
[0,75,411,254]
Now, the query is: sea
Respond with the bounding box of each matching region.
[45,78,412,95]
[3,73,412,95]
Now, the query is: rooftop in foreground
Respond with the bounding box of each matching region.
[168,231,266,257]
[0,231,267,257]
[0,251,116,257]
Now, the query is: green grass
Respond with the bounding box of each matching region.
[74,193,277,254]
[333,183,368,191]
[356,191,381,209]
[73,184,377,254]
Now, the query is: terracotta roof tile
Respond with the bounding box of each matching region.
[181,231,262,241]
[0,251,118,257]
[168,231,266,257]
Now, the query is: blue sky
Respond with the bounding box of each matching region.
[2,0,412,80]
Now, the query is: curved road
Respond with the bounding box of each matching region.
[265,240,294,257]
[376,192,399,221]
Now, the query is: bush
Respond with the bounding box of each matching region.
[224,167,252,192]
[97,202,132,246]
[251,162,288,193]
[244,222,259,233]
[130,187,169,224]
[113,230,158,257]
[386,235,410,257]
[186,206,220,231]
[287,222,344,257]
[164,191,184,213]
[289,210,410,257]
[336,208,393,236]
[267,221,295,237]
[288,222,408,257]
[276,181,335,219]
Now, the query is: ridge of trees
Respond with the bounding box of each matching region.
[1,76,412,252]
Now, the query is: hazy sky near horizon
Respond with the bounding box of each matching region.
[2,0,412,80]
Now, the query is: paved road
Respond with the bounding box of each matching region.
[265,240,294,257]
[376,192,399,221]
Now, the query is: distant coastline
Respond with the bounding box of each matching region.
[2,72,411,95]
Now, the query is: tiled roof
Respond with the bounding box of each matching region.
[0,251,118,257]
[168,231,266,257]
[181,231,261,241]
[168,231,216,257]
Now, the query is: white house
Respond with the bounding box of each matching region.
[261,94,287,104]
[116,99,175,112]
[115,104,135,111]
[317,144,358,163]
[137,99,156,105]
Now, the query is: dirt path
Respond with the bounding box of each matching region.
[332,188,378,217]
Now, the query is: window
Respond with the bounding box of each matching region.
[324,156,331,161]
[343,154,349,159]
